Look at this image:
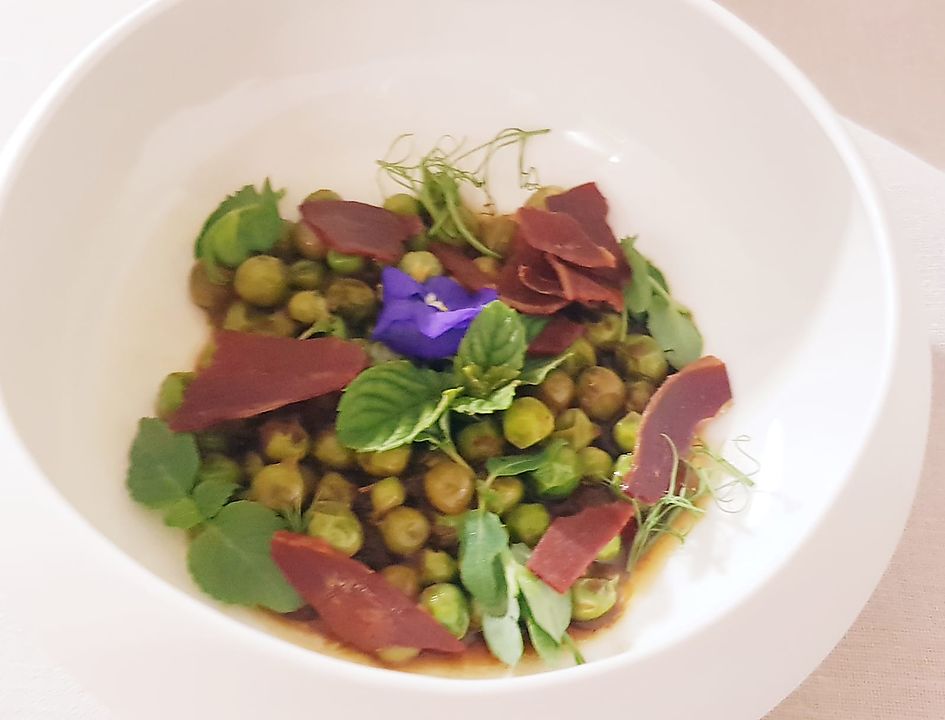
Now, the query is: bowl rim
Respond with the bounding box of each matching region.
[0,0,918,698]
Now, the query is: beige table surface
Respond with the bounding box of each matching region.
[0,2,942,718]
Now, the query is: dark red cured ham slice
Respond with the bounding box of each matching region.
[497,261,569,315]
[299,200,421,263]
[271,532,464,655]
[516,207,616,269]
[545,255,624,311]
[518,259,562,296]
[624,356,732,503]
[545,182,630,279]
[528,316,585,356]
[429,243,495,290]
[526,503,635,593]
[169,331,367,432]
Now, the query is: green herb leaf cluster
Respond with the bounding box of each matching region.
[127,418,296,611]
[620,236,703,369]
[194,180,285,282]
[378,128,549,257]
[336,301,570,453]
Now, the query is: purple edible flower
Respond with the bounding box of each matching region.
[372,267,498,360]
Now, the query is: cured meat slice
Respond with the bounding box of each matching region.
[429,242,496,290]
[545,255,624,311]
[528,316,585,356]
[299,199,420,263]
[516,206,616,269]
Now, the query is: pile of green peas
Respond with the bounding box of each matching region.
[160,184,673,655]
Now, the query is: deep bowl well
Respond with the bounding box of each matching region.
[0,0,930,718]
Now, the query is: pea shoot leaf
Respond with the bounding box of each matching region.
[646,292,703,370]
[336,361,460,452]
[480,552,524,666]
[193,478,240,520]
[620,236,653,315]
[485,440,563,481]
[523,604,565,666]
[515,563,571,642]
[163,498,203,529]
[519,353,570,386]
[454,301,526,396]
[187,501,303,612]
[194,180,285,281]
[459,510,509,616]
[127,418,200,510]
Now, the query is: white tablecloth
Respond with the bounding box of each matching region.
[1,3,943,718]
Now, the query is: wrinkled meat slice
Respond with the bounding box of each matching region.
[623,356,732,503]
[169,331,367,432]
[516,206,616,269]
[546,255,624,311]
[527,503,635,592]
[497,260,569,315]
[528,316,585,356]
[271,532,464,655]
[429,243,496,290]
[299,199,420,263]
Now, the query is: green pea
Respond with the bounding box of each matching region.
[380,506,431,556]
[479,214,516,257]
[286,291,330,325]
[423,461,474,515]
[483,477,524,516]
[381,564,420,599]
[196,430,229,455]
[430,513,463,549]
[250,462,306,511]
[524,185,565,210]
[222,300,259,332]
[189,262,232,312]
[577,366,627,421]
[612,411,642,452]
[242,451,265,479]
[288,259,326,290]
[307,502,364,557]
[472,256,500,280]
[326,250,365,275]
[419,584,470,639]
[315,471,356,505]
[612,454,634,484]
[383,193,421,216]
[311,429,356,470]
[255,310,298,338]
[625,379,656,413]
[419,549,458,585]
[407,233,431,251]
[456,420,505,463]
[304,188,342,203]
[615,334,669,384]
[560,337,597,377]
[571,577,619,621]
[530,444,582,500]
[197,454,243,487]
[502,397,555,449]
[596,536,622,564]
[584,313,624,350]
[370,476,406,517]
[292,221,328,260]
[259,419,310,461]
[537,370,576,415]
[552,408,601,451]
[357,446,412,478]
[398,251,443,283]
[155,371,193,419]
[325,278,377,323]
[578,446,613,479]
[234,255,289,307]
[376,646,420,664]
[506,503,551,547]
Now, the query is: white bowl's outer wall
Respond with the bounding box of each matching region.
[0,0,929,718]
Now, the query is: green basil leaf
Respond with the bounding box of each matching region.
[458,364,520,398]
[646,294,703,369]
[192,478,239,520]
[620,236,653,315]
[163,498,203,529]
[648,263,669,293]
[451,381,520,415]
[187,501,303,613]
[454,301,526,381]
[520,354,570,385]
[459,510,509,616]
[481,552,523,666]
[336,361,460,452]
[515,563,572,642]
[127,418,200,510]
[523,603,565,666]
[521,315,551,343]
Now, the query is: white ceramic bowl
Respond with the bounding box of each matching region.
[0,0,930,718]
